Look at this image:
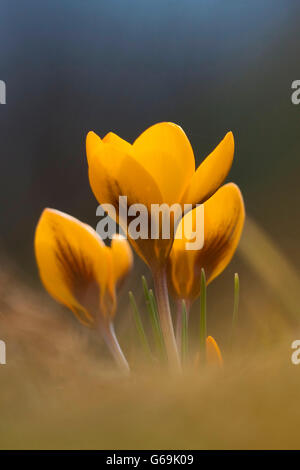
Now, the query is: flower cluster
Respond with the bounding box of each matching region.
[35,122,245,373]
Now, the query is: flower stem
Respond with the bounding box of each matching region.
[153,267,181,372]
[181,300,189,364]
[229,272,240,350]
[98,320,130,374]
[199,268,207,361]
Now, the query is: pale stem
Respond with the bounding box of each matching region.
[199,268,207,358]
[175,299,190,354]
[98,319,130,375]
[153,267,181,372]
[230,272,240,350]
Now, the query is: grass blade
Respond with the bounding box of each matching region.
[129,291,152,358]
[149,289,165,357]
[141,276,165,357]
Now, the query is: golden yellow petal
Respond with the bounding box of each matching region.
[87,132,172,268]
[34,209,114,324]
[86,131,102,161]
[168,183,245,300]
[206,336,223,367]
[181,132,234,206]
[110,234,133,287]
[103,131,133,153]
[87,132,163,215]
[133,122,195,205]
[167,224,196,301]
[202,183,245,283]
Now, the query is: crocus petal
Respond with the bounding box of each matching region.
[86,130,102,160]
[201,182,245,283]
[110,234,133,287]
[103,131,133,153]
[168,183,245,301]
[133,122,195,205]
[167,208,200,300]
[181,132,234,206]
[206,336,223,367]
[87,131,163,216]
[34,209,115,324]
[87,132,174,269]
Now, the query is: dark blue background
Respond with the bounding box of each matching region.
[1,0,299,271]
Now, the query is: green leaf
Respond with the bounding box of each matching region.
[141,276,165,357]
[129,291,152,358]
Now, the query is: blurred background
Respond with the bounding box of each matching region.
[1,0,300,337]
[1,0,300,265]
[1,0,299,333]
[1,0,300,449]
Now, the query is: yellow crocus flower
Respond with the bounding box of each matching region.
[34,209,132,372]
[168,183,245,302]
[86,122,234,272]
[86,122,234,371]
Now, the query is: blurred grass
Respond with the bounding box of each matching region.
[238,216,300,321]
[0,216,300,449]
